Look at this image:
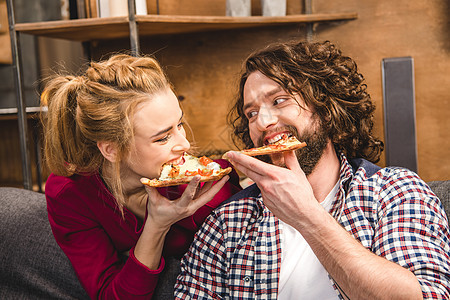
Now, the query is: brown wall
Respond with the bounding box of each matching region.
[312,0,450,181]
[1,0,448,188]
[113,0,448,181]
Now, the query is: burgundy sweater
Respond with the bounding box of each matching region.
[45,160,241,299]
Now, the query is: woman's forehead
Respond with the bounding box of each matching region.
[133,89,182,132]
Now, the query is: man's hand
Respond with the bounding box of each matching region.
[225,150,320,227]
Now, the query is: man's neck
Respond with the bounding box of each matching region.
[307,141,340,203]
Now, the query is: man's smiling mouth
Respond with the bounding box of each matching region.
[263,132,292,145]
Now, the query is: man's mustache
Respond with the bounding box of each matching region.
[257,125,300,147]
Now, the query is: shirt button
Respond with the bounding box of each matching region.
[243,276,251,282]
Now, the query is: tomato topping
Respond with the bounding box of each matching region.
[269,143,284,149]
[168,166,180,178]
[199,156,213,166]
[184,170,198,176]
[198,168,213,176]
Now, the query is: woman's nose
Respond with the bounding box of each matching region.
[173,131,190,153]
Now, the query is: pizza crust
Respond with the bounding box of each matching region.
[141,167,232,188]
[141,167,232,187]
[224,135,307,158]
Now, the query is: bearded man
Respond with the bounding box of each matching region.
[175,40,450,299]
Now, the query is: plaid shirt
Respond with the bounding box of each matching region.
[175,155,450,299]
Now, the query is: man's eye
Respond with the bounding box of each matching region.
[273,98,288,105]
[246,111,258,120]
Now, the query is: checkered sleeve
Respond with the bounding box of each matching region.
[175,210,228,299]
[372,168,450,299]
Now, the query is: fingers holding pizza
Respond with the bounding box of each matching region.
[143,173,230,228]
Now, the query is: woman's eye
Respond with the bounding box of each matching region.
[156,135,171,143]
[177,122,184,129]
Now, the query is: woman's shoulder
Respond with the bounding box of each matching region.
[46,173,97,195]
[45,172,109,208]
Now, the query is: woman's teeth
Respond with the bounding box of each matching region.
[170,156,185,166]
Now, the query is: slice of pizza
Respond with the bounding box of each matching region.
[140,153,232,187]
[225,134,307,158]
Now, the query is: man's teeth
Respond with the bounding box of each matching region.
[266,133,291,145]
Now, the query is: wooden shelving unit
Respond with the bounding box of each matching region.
[6,0,357,189]
[15,13,357,41]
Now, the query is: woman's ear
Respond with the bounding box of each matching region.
[97,141,118,163]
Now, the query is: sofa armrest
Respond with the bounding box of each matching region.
[427,181,450,220]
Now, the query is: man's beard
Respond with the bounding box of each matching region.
[257,122,328,176]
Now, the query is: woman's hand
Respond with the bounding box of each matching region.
[144,175,230,230]
[133,175,229,270]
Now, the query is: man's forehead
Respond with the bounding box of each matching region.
[243,73,284,103]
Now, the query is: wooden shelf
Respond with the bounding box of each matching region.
[14,13,357,41]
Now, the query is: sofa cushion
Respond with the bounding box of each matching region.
[427,180,449,220]
[0,187,88,300]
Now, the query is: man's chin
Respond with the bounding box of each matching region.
[269,153,286,168]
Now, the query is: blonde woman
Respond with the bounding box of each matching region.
[41,54,241,299]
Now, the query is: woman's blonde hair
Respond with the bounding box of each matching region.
[40,54,171,208]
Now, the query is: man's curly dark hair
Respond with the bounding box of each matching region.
[228,40,384,163]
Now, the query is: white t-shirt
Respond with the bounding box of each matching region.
[278,181,340,299]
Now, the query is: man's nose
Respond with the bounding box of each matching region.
[256,106,278,130]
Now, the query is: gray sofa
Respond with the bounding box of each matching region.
[0,187,180,300]
[0,181,449,299]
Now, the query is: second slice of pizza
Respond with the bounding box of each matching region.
[225,134,307,158]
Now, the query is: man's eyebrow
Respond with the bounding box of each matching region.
[150,113,184,138]
[243,86,284,111]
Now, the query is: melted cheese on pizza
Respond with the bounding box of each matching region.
[159,154,221,180]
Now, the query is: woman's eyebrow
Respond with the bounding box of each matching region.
[150,113,184,138]
[151,126,172,138]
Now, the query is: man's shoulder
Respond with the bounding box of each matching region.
[347,157,417,185]
[347,157,434,201]
[212,183,262,219]
[348,157,381,178]
[348,157,422,185]
[219,183,261,206]
[207,183,263,233]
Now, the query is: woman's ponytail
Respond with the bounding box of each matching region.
[41,75,102,176]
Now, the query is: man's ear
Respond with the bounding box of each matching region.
[97,141,118,163]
